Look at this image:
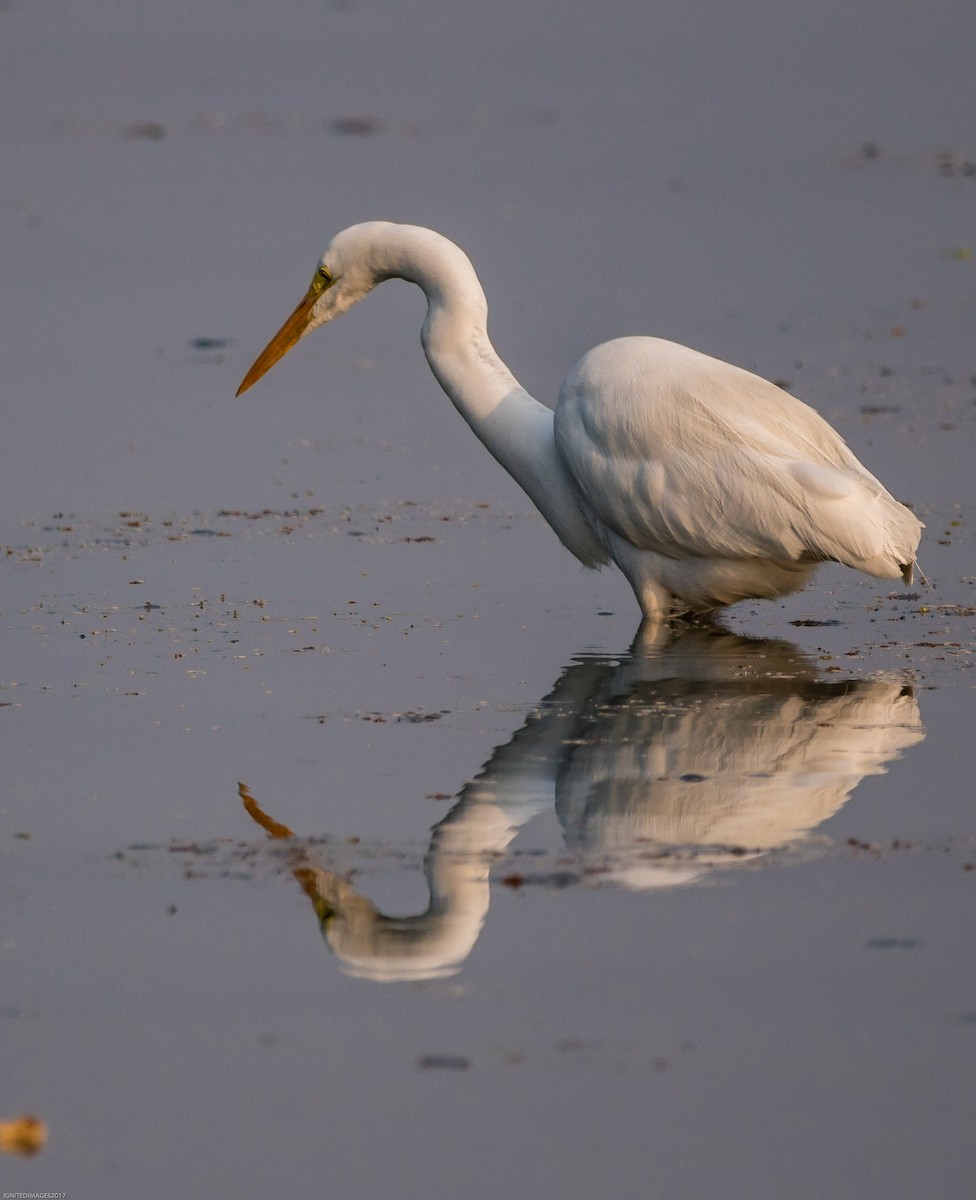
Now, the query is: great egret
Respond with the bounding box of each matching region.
[237,222,922,620]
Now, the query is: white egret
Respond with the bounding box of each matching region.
[237,222,922,620]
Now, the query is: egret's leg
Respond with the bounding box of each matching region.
[604,532,673,621]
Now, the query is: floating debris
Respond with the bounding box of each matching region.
[0,1114,47,1156]
[359,710,444,724]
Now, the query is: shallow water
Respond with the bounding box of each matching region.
[2,1,975,1197]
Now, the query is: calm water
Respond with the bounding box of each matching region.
[2,1,974,1196]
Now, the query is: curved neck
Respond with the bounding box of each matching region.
[393,229,532,428]
[379,227,605,567]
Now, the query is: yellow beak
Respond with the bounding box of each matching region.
[236,280,322,397]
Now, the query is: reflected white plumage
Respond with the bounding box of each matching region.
[237,222,922,620]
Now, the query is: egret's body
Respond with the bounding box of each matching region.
[238,222,922,620]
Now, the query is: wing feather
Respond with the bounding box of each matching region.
[555,338,921,577]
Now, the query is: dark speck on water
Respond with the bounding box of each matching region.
[331,116,384,136]
[418,1055,471,1071]
[122,121,167,140]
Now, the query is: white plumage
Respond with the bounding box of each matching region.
[238,222,922,621]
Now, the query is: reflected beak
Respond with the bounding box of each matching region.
[236,281,322,397]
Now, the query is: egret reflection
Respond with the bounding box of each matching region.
[242,628,923,981]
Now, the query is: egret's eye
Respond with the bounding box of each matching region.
[315,266,334,287]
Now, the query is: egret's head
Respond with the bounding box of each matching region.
[236,223,386,397]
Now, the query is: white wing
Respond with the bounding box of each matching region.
[555,337,922,578]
